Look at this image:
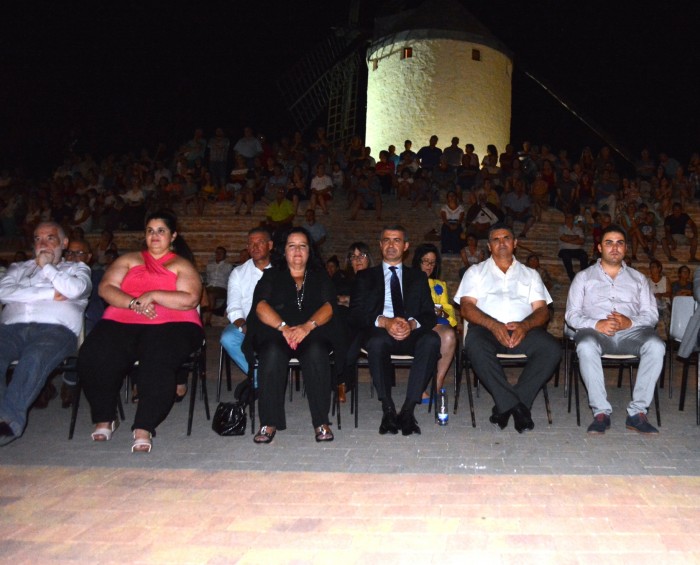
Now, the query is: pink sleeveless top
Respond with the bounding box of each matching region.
[103,251,202,326]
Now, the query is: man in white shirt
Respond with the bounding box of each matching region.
[565,224,664,434]
[455,223,561,433]
[0,222,91,445]
[203,246,234,326]
[220,228,273,383]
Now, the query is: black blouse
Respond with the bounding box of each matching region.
[251,267,334,326]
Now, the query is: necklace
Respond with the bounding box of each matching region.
[295,270,307,311]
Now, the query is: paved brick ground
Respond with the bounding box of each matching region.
[2,328,700,562]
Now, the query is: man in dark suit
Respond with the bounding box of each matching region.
[349,225,440,436]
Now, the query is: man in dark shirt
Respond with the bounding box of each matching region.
[662,202,698,262]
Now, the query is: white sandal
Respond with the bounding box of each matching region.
[91,420,119,442]
[131,430,152,453]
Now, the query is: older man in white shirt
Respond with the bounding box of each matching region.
[455,223,561,433]
[0,222,91,445]
[220,228,273,383]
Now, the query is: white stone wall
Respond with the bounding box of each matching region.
[366,38,512,160]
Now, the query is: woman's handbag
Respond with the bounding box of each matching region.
[212,401,247,436]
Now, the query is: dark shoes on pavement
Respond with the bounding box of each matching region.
[626,413,659,434]
[379,409,399,435]
[0,422,17,447]
[489,405,511,430]
[489,403,533,433]
[587,412,658,434]
[379,407,421,436]
[398,410,421,436]
[587,413,611,434]
[511,403,534,433]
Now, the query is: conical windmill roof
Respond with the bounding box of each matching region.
[373,0,511,57]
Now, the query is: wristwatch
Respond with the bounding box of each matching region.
[277,321,287,330]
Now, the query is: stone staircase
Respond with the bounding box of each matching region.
[3,192,699,339]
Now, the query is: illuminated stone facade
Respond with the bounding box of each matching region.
[366,27,512,160]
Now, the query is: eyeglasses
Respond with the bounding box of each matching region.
[348,253,368,261]
[65,250,87,257]
[420,259,436,266]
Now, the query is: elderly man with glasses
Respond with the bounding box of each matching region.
[0,222,91,445]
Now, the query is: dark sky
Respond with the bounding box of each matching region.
[2,0,698,176]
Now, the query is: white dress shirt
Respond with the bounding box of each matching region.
[225,258,271,323]
[0,259,92,335]
[454,257,551,323]
[206,260,234,289]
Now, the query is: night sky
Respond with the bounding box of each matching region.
[2,0,698,176]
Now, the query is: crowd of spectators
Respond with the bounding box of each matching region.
[1,125,698,298]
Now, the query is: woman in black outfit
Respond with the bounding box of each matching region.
[244,227,336,444]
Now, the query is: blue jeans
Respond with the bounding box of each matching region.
[0,323,77,436]
[220,324,257,387]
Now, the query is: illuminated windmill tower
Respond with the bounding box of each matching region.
[365,0,513,157]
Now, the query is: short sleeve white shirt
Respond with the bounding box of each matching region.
[453,257,552,323]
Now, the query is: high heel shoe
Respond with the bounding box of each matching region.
[131,430,152,453]
[91,420,119,442]
[253,426,276,444]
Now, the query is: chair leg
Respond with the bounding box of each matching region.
[617,365,624,388]
[187,359,198,436]
[453,355,462,413]
[217,346,225,402]
[679,359,689,411]
[68,381,81,440]
[334,386,341,430]
[574,360,581,426]
[542,383,552,425]
[465,362,476,428]
[653,381,661,427]
[200,355,210,421]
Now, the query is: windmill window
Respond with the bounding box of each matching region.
[401,47,413,59]
[472,49,481,61]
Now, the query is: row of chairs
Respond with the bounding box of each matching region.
[214,307,699,431]
[54,291,698,439]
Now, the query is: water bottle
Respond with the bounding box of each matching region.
[437,388,448,426]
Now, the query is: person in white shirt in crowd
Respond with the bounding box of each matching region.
[219,228,273,385]
[0,222,91,445]
[302,208,327,249]
[203,246,234,326]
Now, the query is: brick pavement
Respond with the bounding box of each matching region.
[2,329,700,562]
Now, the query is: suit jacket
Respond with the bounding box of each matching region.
[349,263,437,333]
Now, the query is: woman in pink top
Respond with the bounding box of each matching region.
[79,211,204,453]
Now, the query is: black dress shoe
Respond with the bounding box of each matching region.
[511,403,534,433]
[398,410,421,436]
[379,409,399,435]
[0,422,16,447]
[488,405,511,430]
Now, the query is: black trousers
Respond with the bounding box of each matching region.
[256,332,332,430]
[558,248,588,281]
[365,327,441,406]
[79,320,203,435]
[464,325,561,413]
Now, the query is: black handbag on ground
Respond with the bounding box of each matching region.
[212,401,247,436]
